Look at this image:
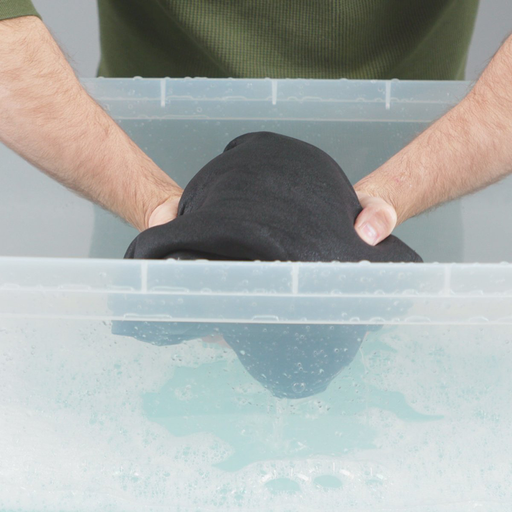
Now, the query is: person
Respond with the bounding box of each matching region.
[0,1,511,247]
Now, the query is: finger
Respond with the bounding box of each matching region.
[147,195,181,229]
[354,193,397,246]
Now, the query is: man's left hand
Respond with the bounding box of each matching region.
[354,190,397,246]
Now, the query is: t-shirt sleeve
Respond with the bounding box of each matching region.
[0,0,41,21]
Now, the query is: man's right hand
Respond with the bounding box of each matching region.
[0,16,180,232]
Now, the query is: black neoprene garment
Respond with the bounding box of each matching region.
[112,132,422,399]
[125,132,422,263]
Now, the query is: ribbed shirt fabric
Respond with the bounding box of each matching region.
[1,0,480,80]
[0,0,39,20]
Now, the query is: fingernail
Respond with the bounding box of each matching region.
[359,223,378,245]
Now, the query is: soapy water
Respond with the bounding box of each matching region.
[1,319,512,511]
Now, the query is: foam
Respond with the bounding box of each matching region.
[1,320,512,511]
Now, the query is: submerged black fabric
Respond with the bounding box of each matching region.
[112,132,422,399]
[221,324,368,398]
[125,131,422,263]
[111,318,374,398]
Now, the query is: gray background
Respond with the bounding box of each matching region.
[32,0,512,80]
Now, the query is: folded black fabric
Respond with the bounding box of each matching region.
[125,131,422,263]
[112,132,422,399]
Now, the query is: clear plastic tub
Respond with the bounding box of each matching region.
[1,79,511,512]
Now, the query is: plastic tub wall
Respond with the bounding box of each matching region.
[0,79,511,512]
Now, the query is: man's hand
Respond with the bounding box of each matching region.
[0,16,182,232]
[354,191,397,245]
[147,191,183,229]
[352,34,512,246]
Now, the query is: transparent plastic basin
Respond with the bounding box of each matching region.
[1,79,511,512]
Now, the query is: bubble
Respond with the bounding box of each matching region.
[314,475,342,489]
[292,382,306,394]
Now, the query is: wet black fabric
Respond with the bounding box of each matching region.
[124,131,422,263]
[112,318,372,398]
[112,132,422,399]
[221,323,368,398]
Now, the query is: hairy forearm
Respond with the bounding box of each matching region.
[0,16,181,231]
[355,34,512,226]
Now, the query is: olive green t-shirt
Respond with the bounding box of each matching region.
[1,0,480,80]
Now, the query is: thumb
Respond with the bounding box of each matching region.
[354,191,398,246]
[147,192,183,230]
